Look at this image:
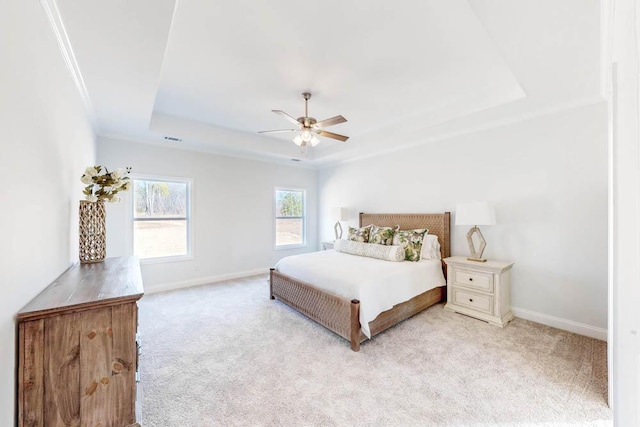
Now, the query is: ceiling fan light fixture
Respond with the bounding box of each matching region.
[300,129,312,142]
[310,135,320,147]
[293,135,303,146]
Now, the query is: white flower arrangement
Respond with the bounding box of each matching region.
[81,166,132,203]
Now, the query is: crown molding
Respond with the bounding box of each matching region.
[40,0,98,131]
[316,97,607,169]
[102,96,605,171]
[98,132,319,171]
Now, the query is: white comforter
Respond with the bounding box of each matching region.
[274,250,446,338]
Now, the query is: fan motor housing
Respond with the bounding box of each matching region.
[298,117,317,127]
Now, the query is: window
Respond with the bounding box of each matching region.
[133,178,191,259]
[275,187,305,248]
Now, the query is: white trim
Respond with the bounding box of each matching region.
[145,268,269,294]
[40,0,98,130]
[512,306,608,341]
[319,97,606,168]
[98,99,606,171]
[140,254,194,265]
[273,243,307,251]
[607,61,616,409]
[98,133,318,170]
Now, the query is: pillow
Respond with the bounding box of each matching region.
[369,225,398,245]
[347,225,372,243]
[334,239,405,262]
[392,228,428,262]
[420,234,442,260]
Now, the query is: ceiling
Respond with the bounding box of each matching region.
[54,0,603,167]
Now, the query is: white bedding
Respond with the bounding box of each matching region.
[274,250,446,338]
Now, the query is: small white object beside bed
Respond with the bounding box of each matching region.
[270,212,451,351]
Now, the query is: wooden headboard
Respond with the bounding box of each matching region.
[359,212,451,259]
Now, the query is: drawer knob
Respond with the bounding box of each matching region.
[469,278,473,281]
[469,298,474,302]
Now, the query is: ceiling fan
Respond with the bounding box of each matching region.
[259,92,349,148]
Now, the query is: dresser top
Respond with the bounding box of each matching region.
[18,256,144,321]
[444,256,514,272]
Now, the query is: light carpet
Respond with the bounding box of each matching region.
[138,274,611,426]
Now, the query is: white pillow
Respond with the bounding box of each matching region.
[420,234,441,260]
[334,239,405,262]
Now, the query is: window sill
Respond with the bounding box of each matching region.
[274,244,307,251]
[139,254,194,265]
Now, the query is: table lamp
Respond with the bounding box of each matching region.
[455,201,496,262]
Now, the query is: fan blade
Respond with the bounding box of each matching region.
[272,110,301,127]
[258,129,297,134]
[317,130,349,142]
[313,115,347,128]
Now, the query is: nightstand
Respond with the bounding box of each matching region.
[321,241,334,250]
[443,256,514,327]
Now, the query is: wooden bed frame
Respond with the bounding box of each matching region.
[269,212,451,352]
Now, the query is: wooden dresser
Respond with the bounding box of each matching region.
[17,256,144,427]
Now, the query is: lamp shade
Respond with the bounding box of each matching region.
[455,201,496,226]
[330,207,348,221]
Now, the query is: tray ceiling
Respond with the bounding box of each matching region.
[54,0,602,166]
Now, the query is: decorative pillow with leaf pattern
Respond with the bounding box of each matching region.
[348,225,372,243]
[392,228,428,261]
[369,225,399,245]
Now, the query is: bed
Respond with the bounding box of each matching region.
[269,212,451,351]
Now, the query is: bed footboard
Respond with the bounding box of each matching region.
[270,269,445,352]
[270,268,361,351]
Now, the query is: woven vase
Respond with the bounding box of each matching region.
[79,200,106,263]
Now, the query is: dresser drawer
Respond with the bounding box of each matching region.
[453,268,494,293]
[452,288,493,314]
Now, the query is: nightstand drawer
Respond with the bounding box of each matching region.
[452,288,493,314]
[453,269,494,293]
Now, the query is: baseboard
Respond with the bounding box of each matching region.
[146,268,270,294]
[512,307,607,341]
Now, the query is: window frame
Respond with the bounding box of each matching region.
[274,186,307,250]
[130,174,194,264]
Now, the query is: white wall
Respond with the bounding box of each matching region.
[0,1,96,425]
[319,102,608,335]
[98,137,319,292]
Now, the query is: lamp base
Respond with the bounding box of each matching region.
[334,221,343,240]
[466,226,488,261]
